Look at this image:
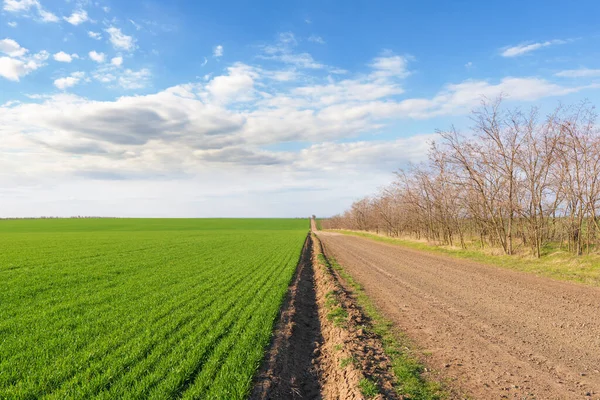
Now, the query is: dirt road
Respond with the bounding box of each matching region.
[317,231,600,399]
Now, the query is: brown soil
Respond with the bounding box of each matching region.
[317,231,600,399]
[251,228,400,399]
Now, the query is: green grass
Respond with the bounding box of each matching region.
[324,289,348,328]
[325,256,444,400]
[0,218,308,399]
[315,219,323,231]
[326,307,349,327]
[359,378,380,398]
[333,230,600,287]
[340,356,357,369]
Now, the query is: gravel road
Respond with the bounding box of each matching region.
[317,231,600,399]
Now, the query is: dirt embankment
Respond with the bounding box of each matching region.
[251,235,322,399]
[251,230,399,399]
[318,231,600,399]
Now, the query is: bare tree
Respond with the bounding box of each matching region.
[323,98,600,258]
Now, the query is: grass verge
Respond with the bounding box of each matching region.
[332,230,600,287]
[324,254,445,399]
[315,219,323,231]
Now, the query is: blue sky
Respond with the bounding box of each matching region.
[1,0,600,217]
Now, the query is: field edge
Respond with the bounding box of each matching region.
[251,225,449,399]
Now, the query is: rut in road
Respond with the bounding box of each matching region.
[317,231,600,400]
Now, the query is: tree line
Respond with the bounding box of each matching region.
[323,98,600,257]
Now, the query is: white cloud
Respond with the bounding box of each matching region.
[33,49,48,61]
[465,61,473,69]
[204,63,257,103]
[3,0,38,11]
[0,84,243,157]
[390,77,592,118]
[0,76,433,216]
[88,51,105,63]
[201,57,208,66]
[129,19,142,31]
[291,77,403,106]
[213,45,223,57]
[277,53,323,69]
[53,77,76,90]
[118,68,151,89]
[92,69,115,83]
[260,32,324,69]
[370,54,410,78]
[53,51,78,63]
[105,27,135,51]
[64,9,89,25]
[277,32,297,46]
[0,51,46,81]
[308,35,325,44]
[555,68,600,78]
[501,39,567,57]
[54,71,86,90]
[102,6,110,13]
[0,38,28,57]
[93,63,150,89]
[0,57,29,81]
[111,56,123,66]
[8,21,18,27]
[3,0,58,21]
[1,39,598,217]
[295,137,433,170]
[88,31,102,40]
[38,7,58,22]
[0,39,48,81]
[264,69,298,82]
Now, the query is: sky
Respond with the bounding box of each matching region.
[1,0,600,218]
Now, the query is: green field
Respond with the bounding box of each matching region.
[0,218,308,399]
